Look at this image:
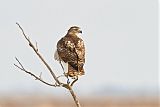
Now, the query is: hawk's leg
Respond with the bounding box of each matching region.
[59,61,64,71]
[59,61,70,84]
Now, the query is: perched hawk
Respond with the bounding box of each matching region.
[54,26,85,78]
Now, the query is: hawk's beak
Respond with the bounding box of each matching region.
[79,30,82,34]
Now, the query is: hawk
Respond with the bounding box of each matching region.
[54,26,85,78]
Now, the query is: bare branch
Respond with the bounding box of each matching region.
[16,22,29,41]
[35,41,38,52]
[15,23,81,107]
[14,58,58,87]
[62,84,81,107]
[16,22,61,85]
[69,88,81,107]
[39,72,42,79]
[15,57,24,69]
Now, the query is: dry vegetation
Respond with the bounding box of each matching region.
[0,95,158,107]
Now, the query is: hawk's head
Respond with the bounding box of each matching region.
[67,26,82,36]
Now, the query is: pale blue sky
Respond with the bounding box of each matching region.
[0,0,158,96]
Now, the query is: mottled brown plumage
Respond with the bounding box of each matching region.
[54,26,85,77]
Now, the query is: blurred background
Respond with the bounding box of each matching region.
[0,0,158,107]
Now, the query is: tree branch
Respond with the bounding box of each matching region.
[14,57,57,87]
[15,23,81,107]
[16,22,61,85]
[62,84,81,107]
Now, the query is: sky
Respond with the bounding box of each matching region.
[0,0,158,96]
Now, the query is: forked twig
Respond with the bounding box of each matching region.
[14,58,57,87]
[16,22,61,85]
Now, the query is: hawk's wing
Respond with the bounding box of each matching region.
[57,36,85,76]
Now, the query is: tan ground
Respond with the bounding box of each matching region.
[0,96,158,107]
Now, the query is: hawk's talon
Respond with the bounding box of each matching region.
[67,78,70,84]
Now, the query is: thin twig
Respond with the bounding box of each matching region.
[15,57,24,69]
[14,58,57,87]
[35,41,38,51]
[16,22,61,85]
[39,72,42,79]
